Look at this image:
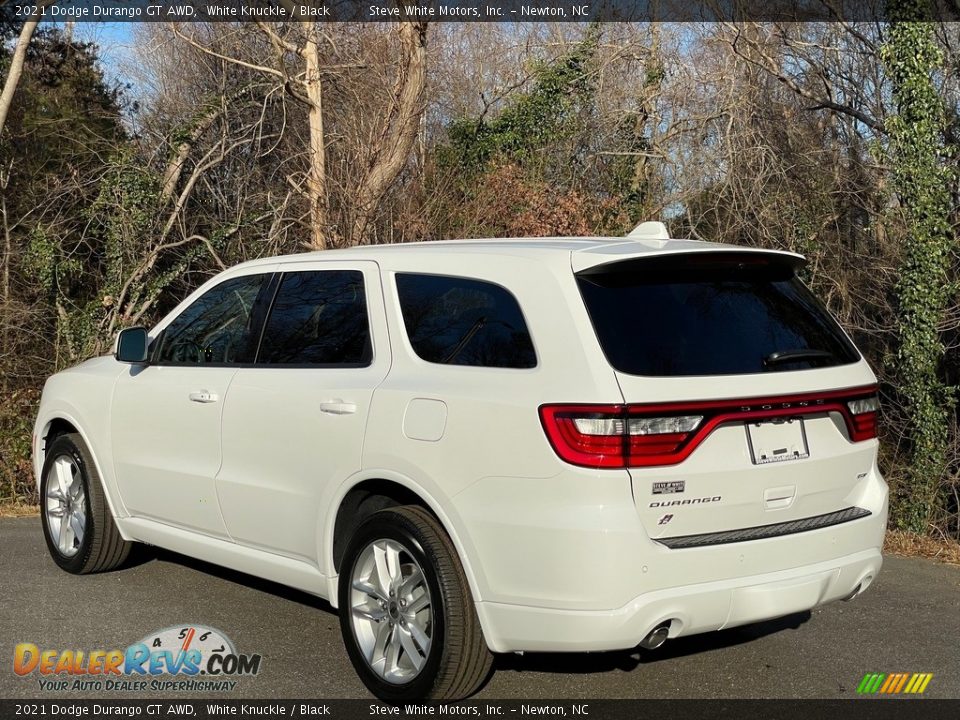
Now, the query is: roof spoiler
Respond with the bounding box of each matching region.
[574,247,808,275]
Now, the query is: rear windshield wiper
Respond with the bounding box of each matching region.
[764,349,836,368]
[443,317,486,364]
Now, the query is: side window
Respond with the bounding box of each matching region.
[154,274,267,365]
[395,273,536,369]
[257,270,371,366]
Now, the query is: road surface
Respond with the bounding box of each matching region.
[2,517,958,699]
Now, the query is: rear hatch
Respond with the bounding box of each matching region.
[571,249,879,543]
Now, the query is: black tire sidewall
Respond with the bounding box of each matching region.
[338,510,448,702]
[39,435,96,573]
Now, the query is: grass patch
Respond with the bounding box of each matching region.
[884,529,960,566]
[0,500,39,518]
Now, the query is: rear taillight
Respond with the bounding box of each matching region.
[540,386,879,469]
[847,395,879,441]
[541,406,625,468]
[539,405,704,469]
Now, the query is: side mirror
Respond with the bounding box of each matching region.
[115,327,149,364]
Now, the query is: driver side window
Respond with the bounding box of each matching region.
[153,274,267,365]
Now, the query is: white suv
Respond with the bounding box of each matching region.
[34,227,887,700]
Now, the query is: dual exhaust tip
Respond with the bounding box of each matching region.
[639,622,671,651]
[639,575,871,651]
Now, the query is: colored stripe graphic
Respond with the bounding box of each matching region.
[857,672,933,695]
[893,674,909,693]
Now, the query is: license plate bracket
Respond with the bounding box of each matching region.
[746,418,809,465]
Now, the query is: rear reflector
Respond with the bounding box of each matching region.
[540,386,878,469]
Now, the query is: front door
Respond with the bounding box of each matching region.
[111,271,273,537]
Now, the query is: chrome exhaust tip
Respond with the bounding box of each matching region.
[840,582,863,602]
[639,622,671,650]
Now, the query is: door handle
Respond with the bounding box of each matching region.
[188,390,219,404]
[319,400,357,415]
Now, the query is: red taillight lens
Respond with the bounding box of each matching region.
[540,406,626,468]
[540,386,879,469]
[847,395,879,441]
[539,405,702,469]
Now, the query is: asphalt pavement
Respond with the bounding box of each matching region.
[2,516,958,699]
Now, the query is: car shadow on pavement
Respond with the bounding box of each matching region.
[493,611,812,675]
[139,546,811,682]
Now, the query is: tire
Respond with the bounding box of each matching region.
[338,505,492,701]
[40,433,132,574]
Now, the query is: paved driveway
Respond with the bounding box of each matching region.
[2,517,957,699]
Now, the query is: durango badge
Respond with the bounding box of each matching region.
[650,496,722,508]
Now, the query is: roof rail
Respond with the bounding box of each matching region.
[626,221,669,240]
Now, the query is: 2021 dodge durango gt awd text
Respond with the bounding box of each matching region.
[34,227,887,700]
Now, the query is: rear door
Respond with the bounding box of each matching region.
[574,251,879,541]
[216,261,390,563]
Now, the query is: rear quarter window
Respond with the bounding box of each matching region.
[577,253,860,377]
[395,273,536,369]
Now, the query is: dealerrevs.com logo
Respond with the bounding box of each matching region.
[13,624,262,692]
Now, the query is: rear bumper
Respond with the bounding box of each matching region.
[460,465,887,653]
[476,545,881,652]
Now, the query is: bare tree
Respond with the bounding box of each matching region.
[0,1,53,140]
[349,20,427,242]
[172,18,429,249]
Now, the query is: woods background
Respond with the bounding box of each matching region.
[1,14,958,539]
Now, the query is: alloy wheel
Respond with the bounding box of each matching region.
[44,455,87,558]
[349,538,433,684]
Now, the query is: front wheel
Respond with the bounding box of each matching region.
[40,433,132,574]
[338,505,492,701]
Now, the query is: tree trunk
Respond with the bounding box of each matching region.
[351,20,429,244]
[303,23,330,250]
[1,185,9,392]
[0,4,49,140]
[161,99,236,203]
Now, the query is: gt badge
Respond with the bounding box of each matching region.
[652,480,685,495]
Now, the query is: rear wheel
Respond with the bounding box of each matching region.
[338,505,492,701]
[40,433,131,574]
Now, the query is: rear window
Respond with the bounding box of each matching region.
[396,273,536,369]
[577,253,860,377]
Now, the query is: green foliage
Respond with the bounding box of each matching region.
[0,389,40,503]
[438,24,601,178]
[881,8,956,531]
[0,30,138,499]
[23,226,57,291]
[432,24,664,238]
[87,151,163,297]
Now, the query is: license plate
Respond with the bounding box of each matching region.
[746,418,809,465]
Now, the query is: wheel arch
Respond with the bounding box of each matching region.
[324,471,487,614]
[36,410,129,535]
